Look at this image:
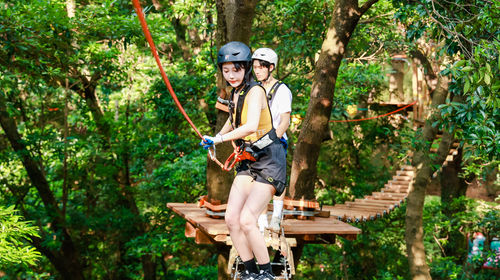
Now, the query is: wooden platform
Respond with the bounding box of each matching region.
[167,203,361,245]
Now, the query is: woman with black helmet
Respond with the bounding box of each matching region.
[201,41,285,280]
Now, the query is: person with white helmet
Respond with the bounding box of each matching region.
[252,48,292,233]
[201,42,285,280]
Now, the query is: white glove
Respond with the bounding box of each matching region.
[200,134,223,149]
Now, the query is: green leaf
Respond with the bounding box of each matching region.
[455,60,466,67]
[484,73,491,85]
[464,79,470,93]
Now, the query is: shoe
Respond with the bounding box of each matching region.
[269,216,281,231]
[256,270,275,280]
[240,270,259,280]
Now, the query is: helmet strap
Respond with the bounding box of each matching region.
[262,65,274,82]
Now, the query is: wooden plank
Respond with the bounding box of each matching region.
[326,204,383,213]
[383,185,409,190]
[329,206,385,215]
[168,203,228,235]
[342,202,392,211]
[283,198,320,209]
[324,206,380,221]
[400,165,414,171]
[396,170,415,176]
[195,229,214,244]
[329,212,373,223]
[331,207,387,218]
[185,222,196,238]
[392,175,412,181]
[356,198,400,204]
[354,199,399,208]
[364,196,405,203]
[385,181,410,186]
[283,224,360,235]
[373,192,407,197]
[371,194,407,200]
[381,187,409,193]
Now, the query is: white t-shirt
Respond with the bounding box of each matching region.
[267,82,292,140]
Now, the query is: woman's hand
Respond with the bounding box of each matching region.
[199,134,223,149]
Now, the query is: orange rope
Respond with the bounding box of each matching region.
[132,0,203,138]
[329,101,417,123]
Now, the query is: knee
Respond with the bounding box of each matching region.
[239,213,256,233]
[225,212,240,231]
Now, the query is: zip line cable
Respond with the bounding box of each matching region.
[132,0,203,139]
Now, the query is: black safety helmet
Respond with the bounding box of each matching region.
[218,41,253,85]
[217,41,252,65]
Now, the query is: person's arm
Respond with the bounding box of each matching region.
[217,118,233,135]
[275,111,290,138]
[274,86,292,138]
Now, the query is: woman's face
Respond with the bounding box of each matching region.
[222,62,245,88]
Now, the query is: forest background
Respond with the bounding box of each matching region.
[0,0,498,279]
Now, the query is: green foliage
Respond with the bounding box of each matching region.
[394,0,500,178]
[298,197,500,279]
[0,206,41,269]
[423,196,500,279]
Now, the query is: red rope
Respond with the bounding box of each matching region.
[132,0,203,138]
[329,101,417,123]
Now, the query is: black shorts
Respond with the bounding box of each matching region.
[235,141,287,196]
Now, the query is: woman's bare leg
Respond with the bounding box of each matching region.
[240,181,275,264]
[225,175,254,261]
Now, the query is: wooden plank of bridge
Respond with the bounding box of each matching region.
[325,206,382,218]
[372,192,407,198]
[385,181,410,187]
[392,175,412,181]
[353,199,400,209]
[342,202,393,212]
[382,186,409,193]
[396,170,415,176]
[323,206,378,222]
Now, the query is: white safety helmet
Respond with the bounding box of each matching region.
[252,48,278,67]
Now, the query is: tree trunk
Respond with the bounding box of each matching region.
[405,50,449,280]
[289,0,378,200]
[441,146,468,259]
[217,245,231,280]
[0,93,85,280]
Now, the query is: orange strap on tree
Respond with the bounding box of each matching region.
[330,101,417,123]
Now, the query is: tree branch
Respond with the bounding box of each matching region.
[359,0,379,15]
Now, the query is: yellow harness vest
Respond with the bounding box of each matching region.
[231,85,273,143]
